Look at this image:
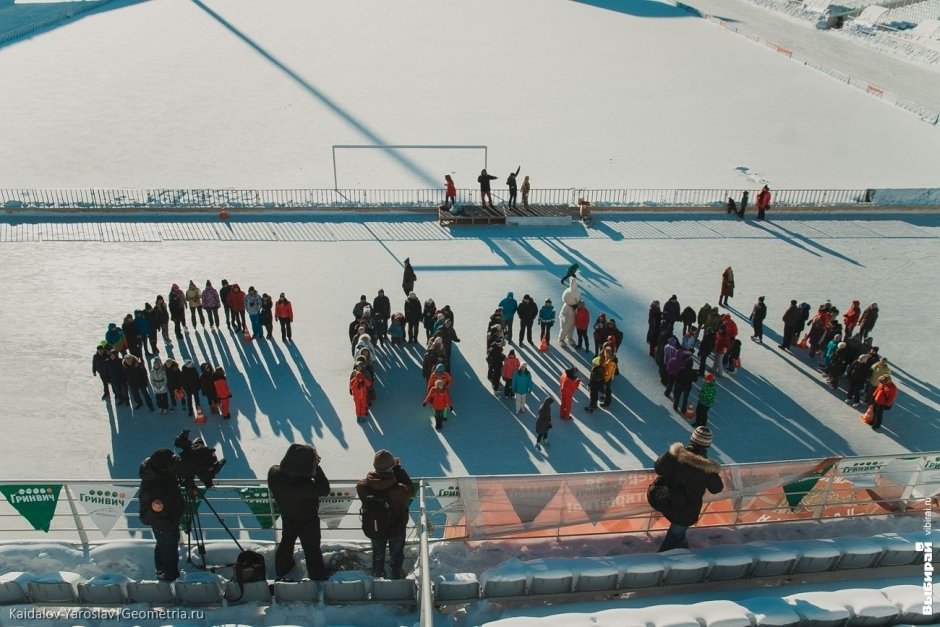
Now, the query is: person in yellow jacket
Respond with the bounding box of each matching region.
[866,356,890,403]
[599,346,618,407]
[185,280,205,328]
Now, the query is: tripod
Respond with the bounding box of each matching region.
[182,486,246,570]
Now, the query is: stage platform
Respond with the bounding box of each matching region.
[438,204,573,226]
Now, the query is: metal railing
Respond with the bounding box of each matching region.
[0,187,875,210]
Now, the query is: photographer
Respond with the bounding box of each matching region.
[356,449,414,579]
[138,448,186,582]
[268,444,331,581]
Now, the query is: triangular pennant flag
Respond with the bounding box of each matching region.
[320,487,356,530]
[71,483,135,537]
[0,484,62,532]
[503,484,561,524]
[565,474,628,525]
[782,462,834,510]
[238,486,279,530]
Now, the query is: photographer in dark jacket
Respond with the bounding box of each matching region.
[139,448,186,581]
[648,427,723,552]
[356,449,414,579]
[268,444,331,580]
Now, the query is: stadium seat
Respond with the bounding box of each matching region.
[370,578,416,603]
[433,573,480,603]
[224,580,272,603]
[174,580,224,605]
[784,591,853,627]
[126,581,176,604]
[882,584,940,624]
[323,579,368,603]
[738,596,804,627]
[529,572,573,595]
[77,582,127,604]
[696,545,756,581]
[26,571,83,604]
[687,600,754,627]
[818,589,900,625]
[659,549,711,585]
[748,542,799,577]
[831,537,884,570]
[481,575,527,598]
[0,573,29,605]
[870,533,920,566]
[572,557,620,593]
[785,540,842,573]
[271,580,319,603]
[609,553,665,588]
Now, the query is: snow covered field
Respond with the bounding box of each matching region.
[0,211,937,486]
[1,0,939,191]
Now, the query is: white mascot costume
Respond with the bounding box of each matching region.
[558,277,581,345]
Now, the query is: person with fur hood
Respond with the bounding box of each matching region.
[268,443,331,581]
[499,292,518,339]
[718,267,734,307]
[123,354,154,411]
[858,303,879,341]
[648,426,723,552]
[842,300,861,339]
[150,357,170,414]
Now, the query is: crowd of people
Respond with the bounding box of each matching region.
[92,279,295,420]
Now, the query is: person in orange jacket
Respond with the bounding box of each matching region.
[574,302,591,353]
[275,292,294,342]
[212,367,232,419]
[559,366,581,420]
[869,374,898,430]
[427,363,453,393]
[423,379,452,431]
[350,363,372,423]
[842,300,861,339]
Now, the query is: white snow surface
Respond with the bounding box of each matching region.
[0,0,939,190]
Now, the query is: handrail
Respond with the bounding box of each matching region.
[417,480,433,627]
[0,187,877,210]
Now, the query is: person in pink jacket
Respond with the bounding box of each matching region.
[756,185,771,221]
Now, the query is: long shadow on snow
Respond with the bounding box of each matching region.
[0,0,145,52]
[574,0,697,19]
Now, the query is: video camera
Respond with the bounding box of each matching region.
[173,430,226,488]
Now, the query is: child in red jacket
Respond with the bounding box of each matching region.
[350,364,372,423]
[559,367,581,420]
[869,374,898,430]
[213,367,232,419]
[423,379,452,431]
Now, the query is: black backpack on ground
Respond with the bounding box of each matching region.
[229,549,266,601]
[360,492,393,539]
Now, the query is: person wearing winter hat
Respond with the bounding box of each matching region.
[501,349,520,399]
[648,426,723,552]
[538,299,556,346]
[423,379,453,430]
[843,300,861,339]
[694,373,716,427]
[402,258,417,296]
[275,293,294,342]
[516,294,538,345]
[138,448,185,581]
[202,281,222,329]
[168,283,187,338]
[150,357,170,414]
[185,280,205,329]
[93,345,111,401]
[512,363,533,414]
[749,296,767,343]
[535,397,553,449]
[356,450,414,579]
[268,443,330,580]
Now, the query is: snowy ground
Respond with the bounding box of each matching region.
[1,0,939,191]
[0,210,938,488]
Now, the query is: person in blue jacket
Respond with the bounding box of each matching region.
[539,299,556,347]
[511,363,533,415]
[498,292,518,340]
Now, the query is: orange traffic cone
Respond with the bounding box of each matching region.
[219,209,229,221]
[242,328,252,342]
[538,336,549,352]
[684,404,695,420]
[797,334,809,349]
[194,406,207,424]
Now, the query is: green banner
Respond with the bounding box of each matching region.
[0,485,62,532]
[239,486,279,529]
[782,462,835,510]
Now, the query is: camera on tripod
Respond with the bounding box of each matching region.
[173,430,226,488]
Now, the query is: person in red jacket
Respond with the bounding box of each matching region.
[275,293,294,342]
[423,379,452,431]
[559,366,581,420]
[444,174,456,209]
[756,185,771,221]
[574,302,591,353]
[712,327,731,377]
[843,300,861,339]
[870,374,898,430]
[501,349,520,399]
[350,364,372,423]
[212,367,232,419]
[227,284,246,331]
[720,314,738,342]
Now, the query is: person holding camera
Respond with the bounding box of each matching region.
[138,448,186,582]
[268,444,331,581]
[356,449,414,579]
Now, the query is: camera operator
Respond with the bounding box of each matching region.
[138,448,188,582]
[268,443,331,581]
[356,449,414,579]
